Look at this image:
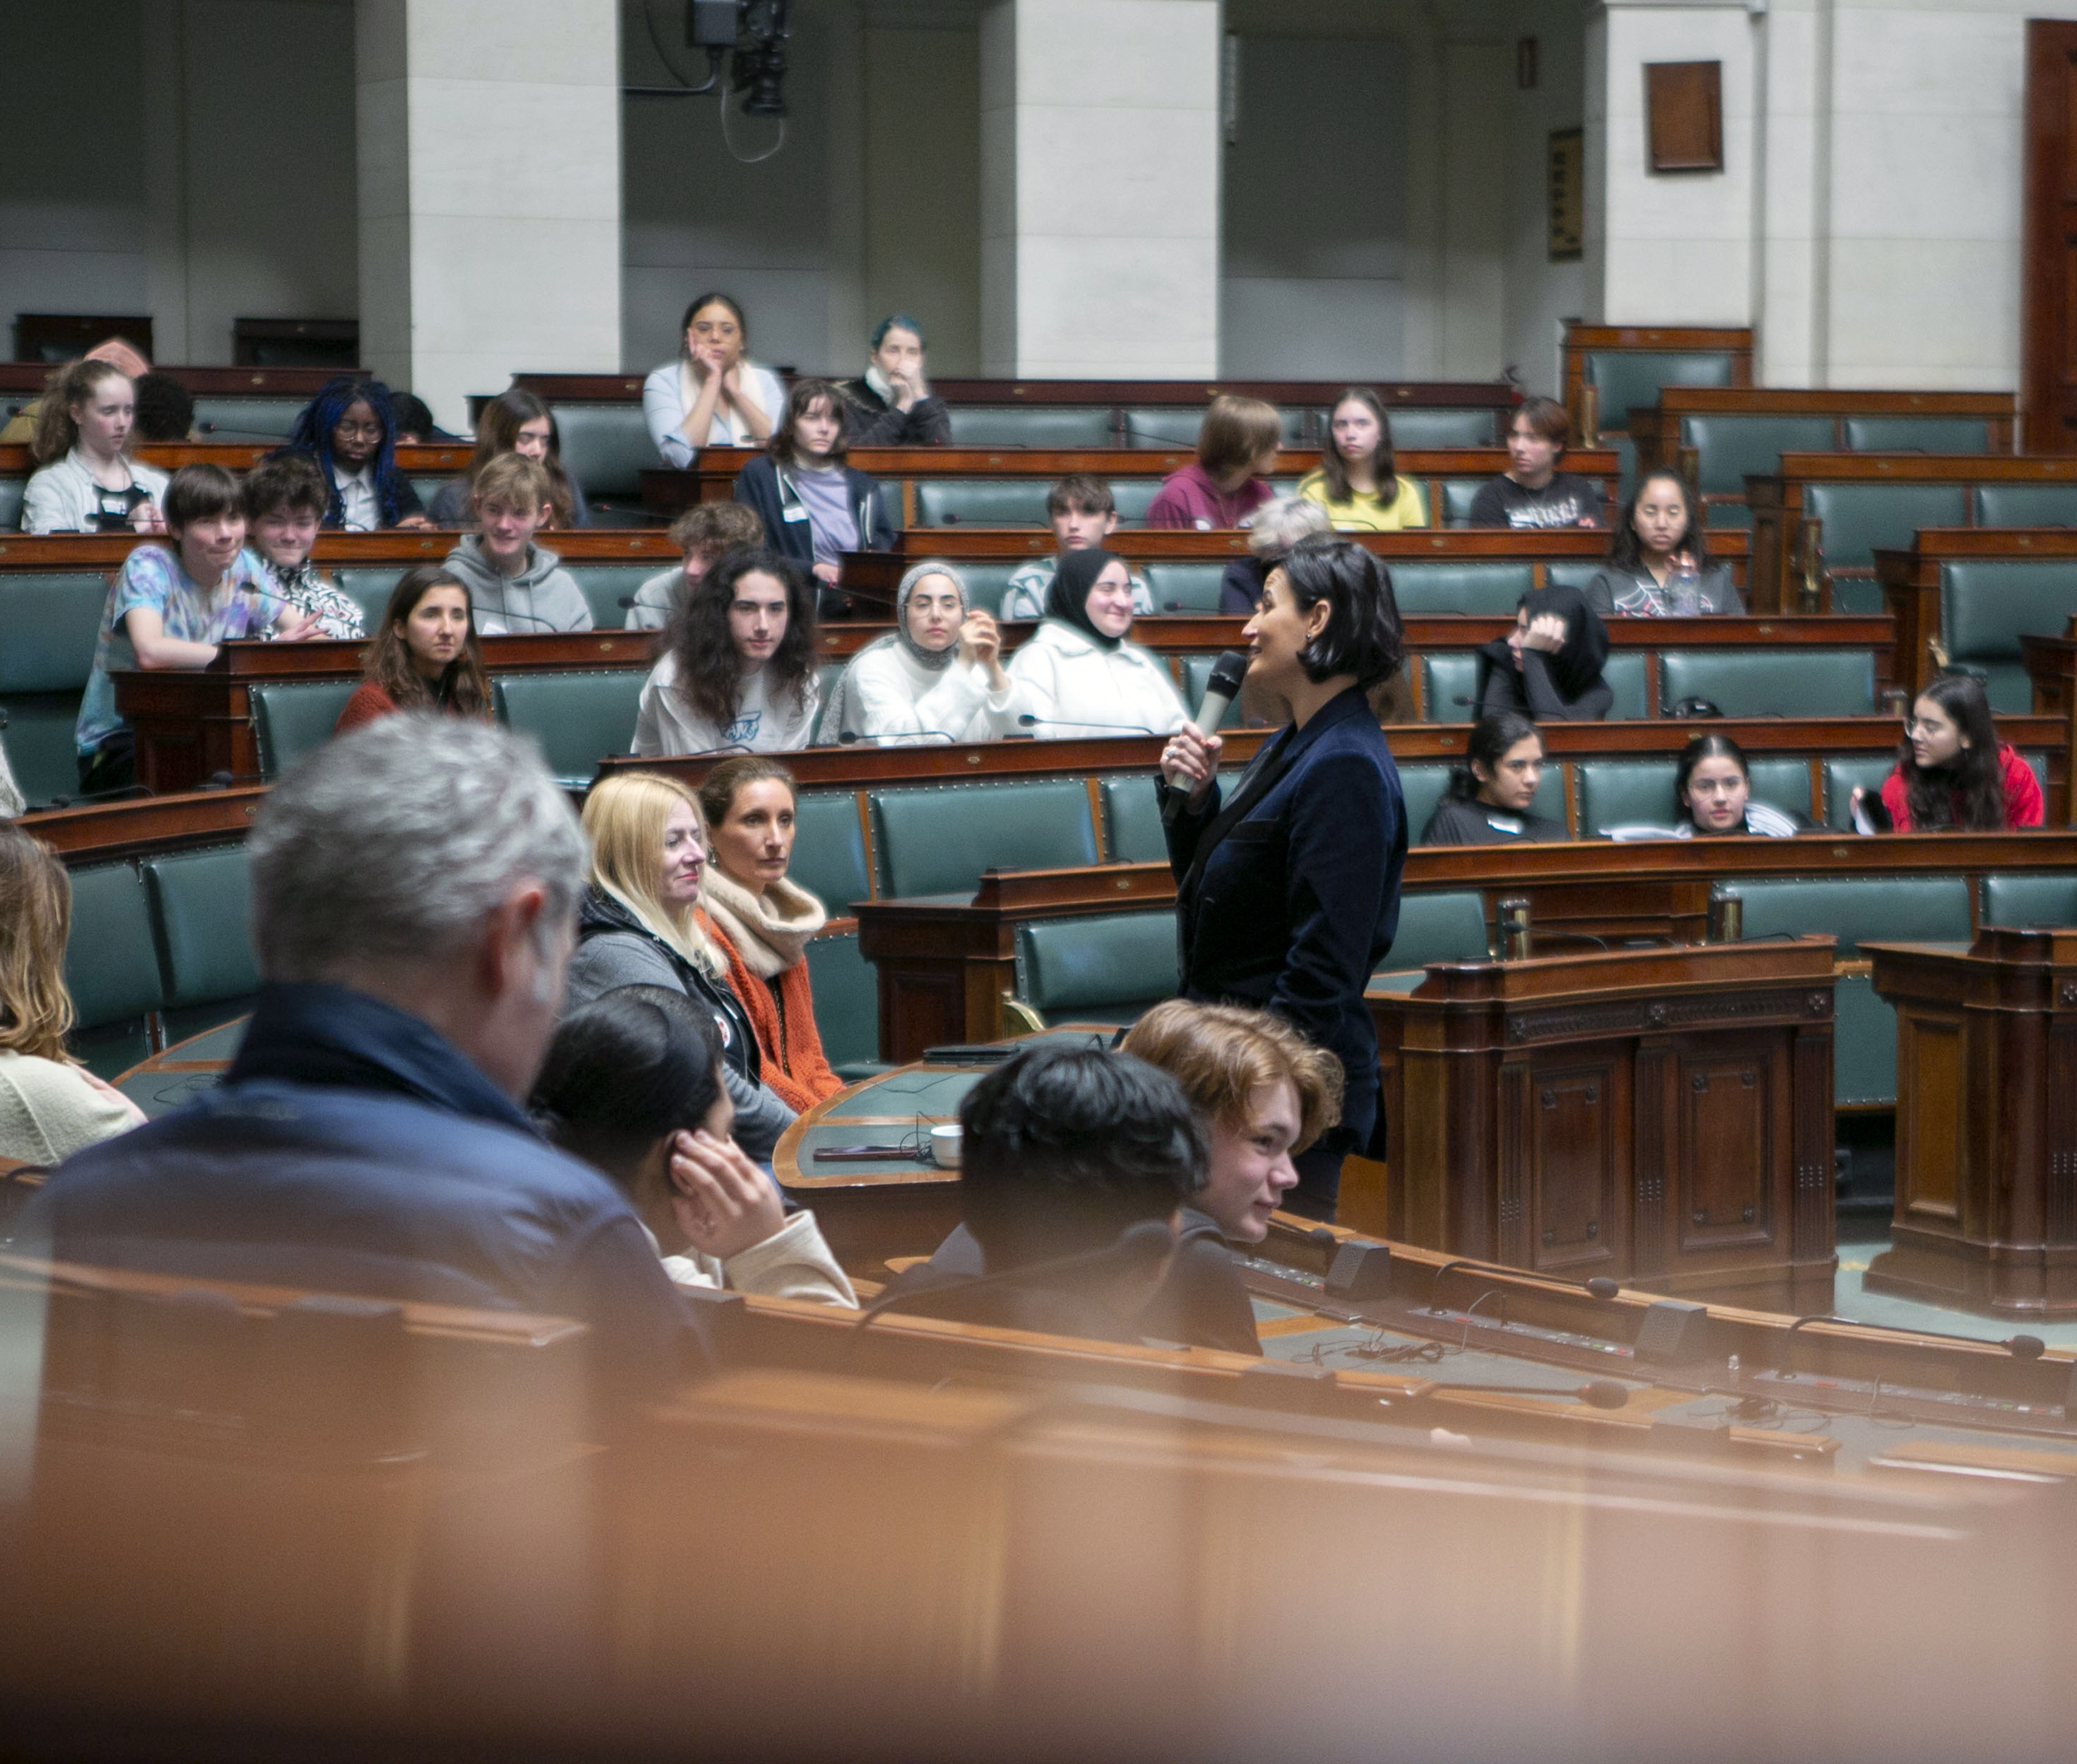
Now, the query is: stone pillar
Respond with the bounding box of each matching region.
[980,0,1220,378]
[354,0,621,430]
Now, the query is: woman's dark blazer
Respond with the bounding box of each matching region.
[733,453,896,574]
[1159,685,1407,1167]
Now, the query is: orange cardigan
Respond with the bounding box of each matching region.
[703,913,844,1111]
[334,681,399,734]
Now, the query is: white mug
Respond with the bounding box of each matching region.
[930,1123,963,1168]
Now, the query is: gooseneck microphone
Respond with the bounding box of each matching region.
[1017,713,1171,737]
[837,729,956,746]
[1191,649,1250,737]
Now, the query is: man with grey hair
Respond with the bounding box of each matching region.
[18,716,706,1402]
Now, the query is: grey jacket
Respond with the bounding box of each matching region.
[443,533,594,636]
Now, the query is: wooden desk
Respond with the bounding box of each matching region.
[0,440,476,478]
[0,527,680,571]
[1628,388,2016,484]
[1364,938,1838,1313]
[1867,926,2077,1317]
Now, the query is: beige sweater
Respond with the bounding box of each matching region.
[0,1051,139,1165]
[655,1209,857,1308]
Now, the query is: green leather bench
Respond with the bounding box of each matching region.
[562,564,665,629]
[1681,415,1835,495]
[1099,775,1165,863]
[63,862,168,1078]
[803,928,885,1077]
[251,681,358,779]
[1013,910,1179,1027]
[946,562,1019,617]
[946,406,1117,449]
[1439,480,1485,528]
[0,478,25,529]
[1980,873,2077,928]
[1939,560,2077,714]
[1843,416,1991,454]
[1402,762,1566,843]
[1420,651,1647,722]
[1145,562,1229,614]
[1389,562,1534,616]
[1976,484,2077,528]
[189,396,304,441]
[140,845,260,1045]
[0,572,112,806]
[1369,889,1493,992]
[916,481,1053,528]
[1575,756,1812,833]
[1586,350,1737,434]
[550,405,660,503]
[492,671,646,789]
[1177,655,1245,729]
[1386,408,1503,450]
[791,791,873,913]
[869,779,1099,897]
[1736,876,1973,1106]
[332,568,405,629]
[1658,650,1874,717]
[1804,483,1969,574]
[1820,755,1894,828]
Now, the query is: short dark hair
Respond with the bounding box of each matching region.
[769,377,847,467]
[1450,710,1541,802]
[680,292,748,350]
[131,371,195,443]
[1511,396,1570,449]
[161,463,243,533]
[391,392,437,440]
[958,1045,1205,1268]
[241,450,330,522]
[531,985,724,1189]
[1046,473,1115,518]
[1277,533,1403,690]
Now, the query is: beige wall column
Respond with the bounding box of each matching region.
[355,0,621,430]
[980,0,1220,378]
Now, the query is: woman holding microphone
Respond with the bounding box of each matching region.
[1156,534,1407,1219]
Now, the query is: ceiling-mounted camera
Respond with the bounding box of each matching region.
[629,0,790,119]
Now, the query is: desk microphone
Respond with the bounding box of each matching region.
[1191,650,1250,737]
[837,729,956,746]
[1017,713,1171,737]
[852,1218,1176,1330]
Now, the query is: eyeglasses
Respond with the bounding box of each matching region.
[1903,717,1952,738]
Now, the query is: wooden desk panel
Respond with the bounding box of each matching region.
[1561,323,1753,444]
[0,527,680,570]
[0,441,476,477]
[1628,388,2017,483]
[511,371,1520,408]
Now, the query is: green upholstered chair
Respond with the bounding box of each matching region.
[1830,579,1886,614]
[64,862,167,1078]
[1976,484,2077,528]
[1120,406,1218,448]
[1440,479,1483,527]
[0,477,26,528]
[551,405,658,499]
[1392,408,1503,449]
[140,846,259,1042]
[1575,760,1679,833]
[791,792,873,914]
[946,406,1117,448]
[562,564,663,630]
[1939,560,2077,714]
[1389,562,1534,615]
[950,562,1019,617]
[1544,561,1602,593]
[0,572,117,807]
[492,671,646,789]
[1099,776,1161,863]
[1680,415,1836,495]
[1368,890,1493,993]
[870,779,1099,898]
[409,476,454,509]
[1144,562,1228,613]
[1658,650,1875,717]
[1584,351,1736,434]
[803,929,886,1077]
[189,396,303,441]
[1110,480,1160,526]
[1013,910,1179,1027]
[916,480,1052,527]
[1743,758,1819,822]
[1981,873,2077,928]
[251,681,359,779]
[1420,653,1481,722]
[1821,755,1895,828]
[1843,416,1991,454]
[1603,653,1649,720]
[1736,876,1973,1106]
[1403,762,1566,842]
[332,568,405,630]
[1802,482,1968,572]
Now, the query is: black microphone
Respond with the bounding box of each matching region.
[853,1218,1176,1330]
[1434,1379,1631,1410]
[1191,649,1250,736]
[837,729,956,745]
[1017,713,1171,736]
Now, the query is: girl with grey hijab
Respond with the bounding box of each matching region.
[818,561,1029,745]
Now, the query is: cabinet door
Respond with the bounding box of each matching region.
[1524,1057,1628,1277]
[1674,1037,1788,1264]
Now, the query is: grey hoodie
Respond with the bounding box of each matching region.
[443,533,594,636]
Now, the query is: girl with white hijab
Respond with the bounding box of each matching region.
[818,561,1029,745]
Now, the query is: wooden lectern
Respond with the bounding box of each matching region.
[1866,927,2077,1317]
[1362,936,1839,1313]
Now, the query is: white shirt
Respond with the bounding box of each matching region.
[642,360,790,467]
[336,463,379,533]
[21,449,169,535]
[1002,619,1189,742]
[833,641,1029,746]
[634,650,820,755]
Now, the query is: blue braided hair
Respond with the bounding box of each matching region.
[285,375,413,528]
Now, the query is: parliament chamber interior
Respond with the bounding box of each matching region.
[11,0,2077,1758]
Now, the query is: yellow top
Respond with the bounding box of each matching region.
[1296,469,1428,533]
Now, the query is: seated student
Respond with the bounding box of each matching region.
[876,1044,1220,1349]
[242,452,365,639]
[73,465,320,794]
[626,501,765,632]
[1220,494,1331,614]
[1475,583,1613,721]
[818,562,1024,745]
[1469,396,1604,529]
[643,292,786,464]
[1608,733,1809,841]
[734,377,896,598]
[837,314,951,446]
[22,359,169,534]
[390,391,451,444]
[562,772,797,1163]
[1004,548,1190,741]
[1420,711,1571,845]
[427,388,590,529]
[441,455,592,635]
[695,758,846,1111]
[285,375,431,532]
[131,370,196,444]
[1146,395,1282,531]
[634,547,819,755]
[1122,1000,1347,1354]
[533,988,853,1305]
[1853,674,2045,833]
[1584,470,1742,617]
[0,825,146,1165]
[999,474,1154,621]
[17,718,707,1418]
[336,566,490,733]
[1,335,150,446]
[1297,389,1427,532]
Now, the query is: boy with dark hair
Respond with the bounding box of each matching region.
[243,452,365,638]
[999,474,1153,620]
[626,500,767,631]
[130,371,195,443]
[1468,396,1604,529]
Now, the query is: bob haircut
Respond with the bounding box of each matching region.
[1512,395,1570,448]
[1274,533,1403,689]
[1197,395,1284,480]
[361,564,490,719]
[667,500,764,559]
[0,824,76,1064]
[532,985,725,1189]
[472,453,552,516]
[580,770,726,976]
[1672,731,1750,819]
[680,292,748,353]
[161,463,243,533]
[1121,999,1342,1155]
[666,546,818,736]
[241,450,330,522]
[769,377,848,467]
[32,359,132,466]
[1046,473,1115,518]
[1607,469,1711,576]
[697,754,798,836]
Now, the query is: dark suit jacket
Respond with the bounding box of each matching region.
[1161,686,1407,1151]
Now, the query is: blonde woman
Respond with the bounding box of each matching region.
[562,772,795,1162]
[0,826,146,1164]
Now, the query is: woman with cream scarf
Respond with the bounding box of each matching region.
[695,756,847,1110]
[642,292,788,467]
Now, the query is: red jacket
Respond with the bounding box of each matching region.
[334,682,398,734]
[1880,743,2044,831]
[1145,462,1273,531]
